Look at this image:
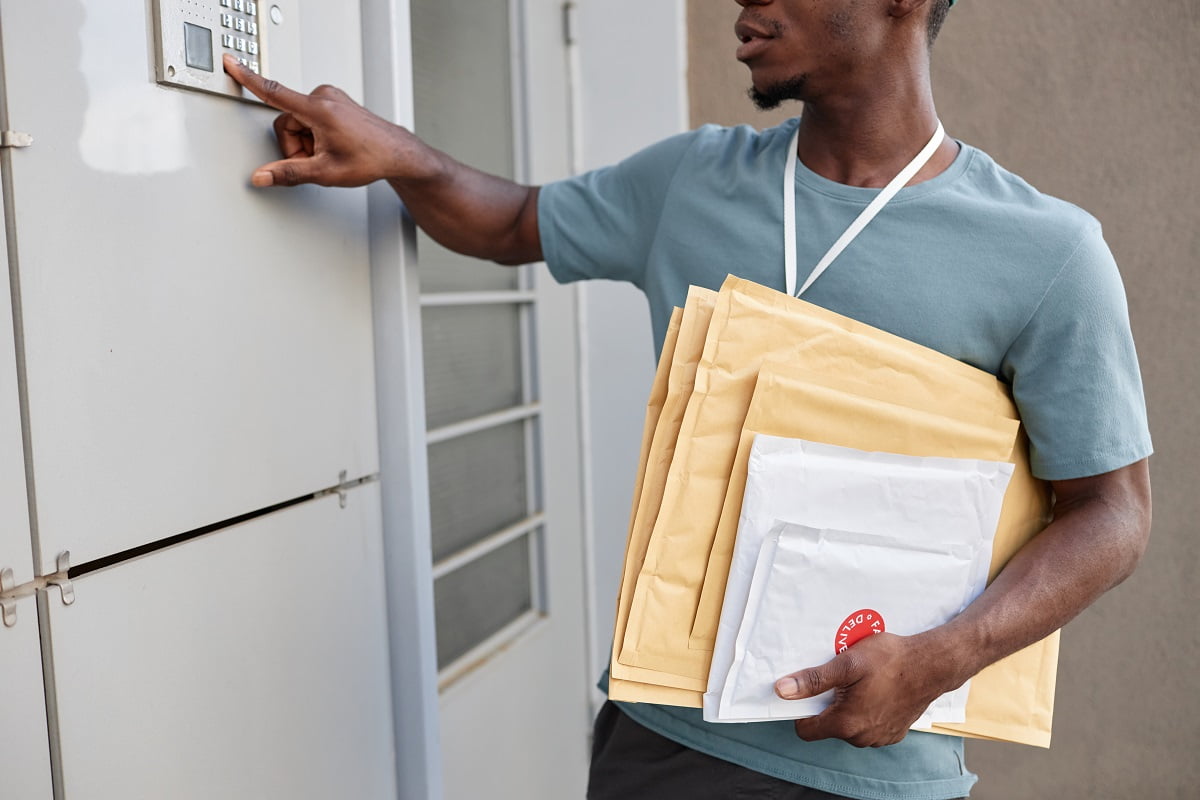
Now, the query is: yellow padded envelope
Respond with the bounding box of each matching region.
[615,276,1057,745]
[608,288,715,704]
[622,277,1020,677]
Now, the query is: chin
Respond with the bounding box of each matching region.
[749,75,808,111]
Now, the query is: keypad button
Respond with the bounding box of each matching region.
[235,38,247,52]
[238,57,249,66]
[250,61,260,73]
[222,33,235,48]
[220,0,231,7]
[221,13,233,27]
[248,41,259,55]
[247,1,257,15]
[234,17,246,32]
[233,0,244,10]
[248,21,258,36]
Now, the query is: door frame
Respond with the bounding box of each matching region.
[361,0,444,796]
[363,1,587,797]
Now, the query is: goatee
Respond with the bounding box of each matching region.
[749,76,807,111]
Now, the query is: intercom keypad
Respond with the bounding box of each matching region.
[153,0,299,101]
[218,0,261,73]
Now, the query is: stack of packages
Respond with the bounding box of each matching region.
[608,275,1059,747]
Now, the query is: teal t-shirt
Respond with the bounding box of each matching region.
[537,118,1153,800]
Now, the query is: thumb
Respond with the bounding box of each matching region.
[775,653,857,700]
[250,155,325,188]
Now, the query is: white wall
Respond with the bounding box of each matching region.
[570,0,689,699]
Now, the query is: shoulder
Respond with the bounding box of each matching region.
[953,151,1150,480]
[685,118,800,167]
[603,119,800,182]
[951,144,1101,257]
[620,118,799,207]
[549,119,801,210]
[924,143,1117,307]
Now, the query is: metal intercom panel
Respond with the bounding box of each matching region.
[151,0,302,101]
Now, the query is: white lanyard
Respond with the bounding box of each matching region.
[784,121,946,297]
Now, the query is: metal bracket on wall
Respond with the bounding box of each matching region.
[314,470,378,509]
[562,2,578,46]
[335,469,349,508]
[0,567,16,627]
[46,552,75,606]
[0,552,75,628]
[0,130,33,148]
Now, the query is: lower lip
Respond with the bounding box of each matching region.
[736,36,772,61]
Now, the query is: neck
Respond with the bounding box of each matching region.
[795,65,957,188]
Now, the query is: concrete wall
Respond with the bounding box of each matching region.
[686,1,1199,797]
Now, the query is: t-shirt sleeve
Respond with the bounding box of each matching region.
[1002,222,1153,480]
[537,130,697,288]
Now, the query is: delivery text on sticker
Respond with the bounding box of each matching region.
[835,609,885,654]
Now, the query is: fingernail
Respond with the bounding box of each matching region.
[776,677,800,698]
[251,170,274,187]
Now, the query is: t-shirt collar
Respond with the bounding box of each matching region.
[786,117,976,203]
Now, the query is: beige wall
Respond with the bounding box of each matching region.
[687,1,1199,797]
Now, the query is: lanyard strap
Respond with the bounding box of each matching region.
[784,121,946,297]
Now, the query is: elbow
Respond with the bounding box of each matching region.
[1054,458,1153,589]
[490,238,543,267]
[492,186,543,267]
[1117,497,1153,584]
[1111,472,1153,586]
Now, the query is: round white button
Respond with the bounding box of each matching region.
[269,4,283,24]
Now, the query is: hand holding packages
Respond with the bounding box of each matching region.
[611,276,1059,746]
[724,523,977,727]
[710,436,1013,724]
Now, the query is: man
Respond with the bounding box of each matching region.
[223,0,1152,797]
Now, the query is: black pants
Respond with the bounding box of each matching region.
[587,701,966,800]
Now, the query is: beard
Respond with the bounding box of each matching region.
[748,75,807,111]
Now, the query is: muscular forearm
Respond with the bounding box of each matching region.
[386,148,542,266]
[919,459,1153,691]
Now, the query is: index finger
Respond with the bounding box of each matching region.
[223,54,310,112]
[792,706,846,743]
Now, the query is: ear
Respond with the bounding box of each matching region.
[888,0,931,20]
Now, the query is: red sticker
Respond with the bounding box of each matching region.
[835,609,885,654]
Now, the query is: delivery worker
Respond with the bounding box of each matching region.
[222,0,1152,797]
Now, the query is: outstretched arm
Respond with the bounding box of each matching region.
[774,459,1152,748]
[223,55,542,266]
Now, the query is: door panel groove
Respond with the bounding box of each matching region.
[69,474,379,580]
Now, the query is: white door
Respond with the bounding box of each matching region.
[46,486,396,800]
[408,1,591,796]
[1,2,397,798]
